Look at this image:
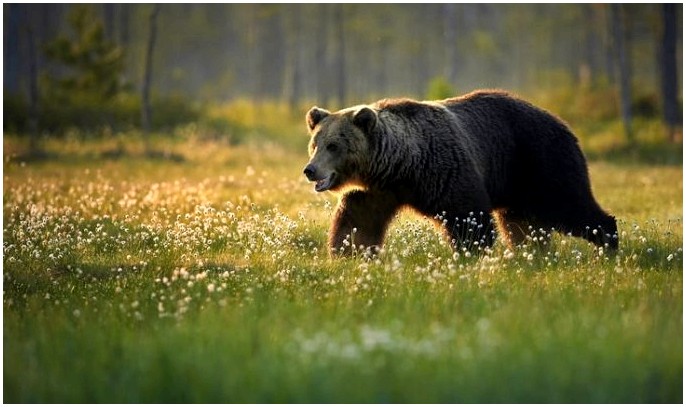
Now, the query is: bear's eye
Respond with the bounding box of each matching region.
[326,143,339,153]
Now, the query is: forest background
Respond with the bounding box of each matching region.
[3,3,683,151]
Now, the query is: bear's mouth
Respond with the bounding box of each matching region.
[314,172,337,192]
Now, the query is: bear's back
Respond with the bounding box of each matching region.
[440,90,588,209]
[374,98,446,119]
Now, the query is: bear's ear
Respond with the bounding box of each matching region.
[352,107,377,134]
[306,107,330,131]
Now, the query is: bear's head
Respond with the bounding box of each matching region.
[303,105,377,192]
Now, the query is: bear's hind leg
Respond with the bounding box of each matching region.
[493,210,527,248]
[329,190,401,256]
[564,211,618,250]
[493,210,551,249]
[444,211,496,252]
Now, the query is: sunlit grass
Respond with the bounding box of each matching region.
[3,135,682,403]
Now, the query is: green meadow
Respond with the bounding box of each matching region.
[3,113,683,402]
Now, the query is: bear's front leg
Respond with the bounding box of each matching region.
[329,190,401,256]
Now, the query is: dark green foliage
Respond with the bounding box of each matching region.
[43,5,127,102]
[632,92,660,118]
[3,94,29,134]
[4,93,202,135]
[425,77,456,100]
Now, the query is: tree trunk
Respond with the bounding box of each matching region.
[25,7,40,155]
[119,4,130,47]
[103,4,116,42]
[443,3,458,85]
[610,4,633,143]
[245,5,259,99]
[580,4,600,88]
[315,4,330,106]
[334,4,346,108]
[4,4,21,95]
[602,5,616,86]
[282,7,303,110]
[659,3,679,142]
[119,4,130,83]
[142,5,160,152]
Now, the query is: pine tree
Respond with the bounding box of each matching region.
[43,5,126,101]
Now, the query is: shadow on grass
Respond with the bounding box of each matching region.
[8,146,186,164]
[101,146,186,163]
[11,148,59,163]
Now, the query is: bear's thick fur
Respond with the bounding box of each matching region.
[303,90,618,256]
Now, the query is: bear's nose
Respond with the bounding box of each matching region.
[303,164,317,180]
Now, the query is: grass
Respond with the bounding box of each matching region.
[3,129,683,403]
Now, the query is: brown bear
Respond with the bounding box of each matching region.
[303,90,618,256]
